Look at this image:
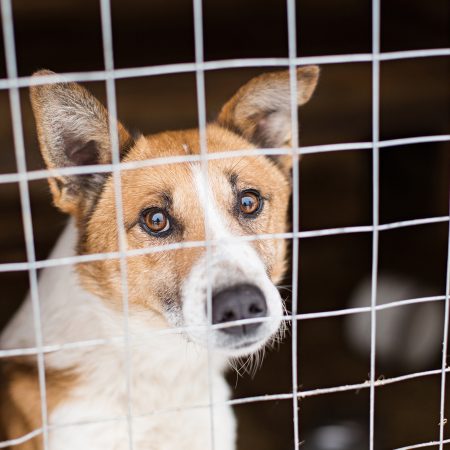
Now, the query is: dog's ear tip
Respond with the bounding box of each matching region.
[303,64,320,72]
[31,69,57,81]
[29,70,58,99]
[297,65,320,79]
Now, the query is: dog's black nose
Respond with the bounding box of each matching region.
[212,284,267,336]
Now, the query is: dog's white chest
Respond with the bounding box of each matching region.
[47,340,236,450]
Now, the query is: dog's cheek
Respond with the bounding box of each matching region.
[124,255,170,312]
[171,247,204,281]
[269,239,288,285]
[252,236,288,285]
[250,239,273,273]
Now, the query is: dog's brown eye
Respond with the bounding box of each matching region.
[239,190,262,216]
[142,209,170,234]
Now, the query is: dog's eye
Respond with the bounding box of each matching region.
[239,190,262,216]
[141,208,171,235]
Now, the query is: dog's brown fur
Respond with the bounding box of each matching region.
[1,359,77,449]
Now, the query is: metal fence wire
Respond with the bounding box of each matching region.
[0,0,449,449]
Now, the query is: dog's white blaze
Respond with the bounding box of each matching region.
[190,163,235,239]
[181,165,283,356]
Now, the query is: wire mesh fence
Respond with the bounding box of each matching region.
[0,0,449,449]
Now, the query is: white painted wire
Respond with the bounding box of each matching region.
[0,429,44,449]
[192,0,217,448]
[0,215,448,273]
[395,439,450,450]
[27,365,450,421]
[0,134,448,185]
[439,211,450,447]
[0,293,447,360]
[99,0,134,447]
[0,47,448,90]
[0,0,49,448]
[286,0,301,447]
[369,0,380,449]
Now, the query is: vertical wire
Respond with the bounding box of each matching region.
[370,0,381,449]
[192,0,216,448]
[286,0,301,448]
[439,208,450,448]
[99,0,134,447]
[0,0,49,447]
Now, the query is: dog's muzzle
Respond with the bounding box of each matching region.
[211,284,267,337]
[180,242,283,355]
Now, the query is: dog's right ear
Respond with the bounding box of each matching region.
[30,70,134,216]
[217,66,319,176]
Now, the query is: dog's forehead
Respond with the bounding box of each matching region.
[118,124,285,197]
[88,124,290,234]
[125,124,255,160]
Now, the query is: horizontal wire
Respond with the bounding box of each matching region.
[0,47,448,91]
[297,294,446,321]
[377,48,450,61]
[0,215,448,273]
[378,134,450,149]
[0,134,448,185]
[0,427,43,449]
[377,216,450,231]
[394,439,450,450]
[228,368,450,407]
[2,366,448,448]
[0,293,445,359]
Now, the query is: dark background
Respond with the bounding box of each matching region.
[0,0,449,449]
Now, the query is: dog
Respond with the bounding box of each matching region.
[0,65,319,449]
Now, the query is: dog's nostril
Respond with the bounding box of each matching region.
[248,303,263,315]
[222,310,236,322]
[212,284,267,337]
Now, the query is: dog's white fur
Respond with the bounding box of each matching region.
[2,219,236,450]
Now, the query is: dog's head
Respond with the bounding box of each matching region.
[30,67,319,357]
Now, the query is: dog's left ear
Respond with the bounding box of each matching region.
[30,70,134,216]
[217,66,319,174]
